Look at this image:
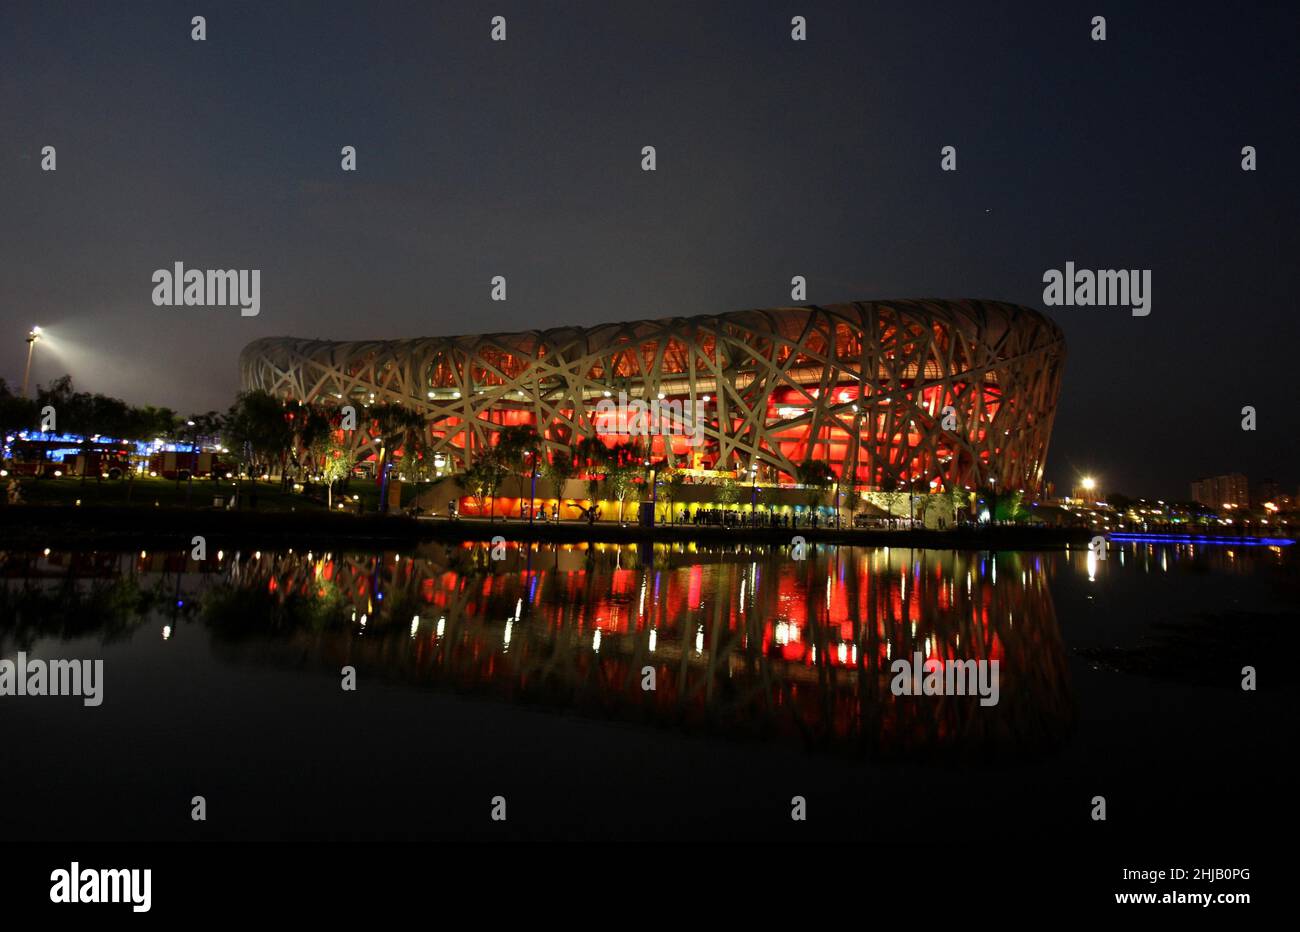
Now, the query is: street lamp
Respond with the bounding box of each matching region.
[22,326,41,397]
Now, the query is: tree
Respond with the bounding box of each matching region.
[463,447,508,520]
[368,403,425,511]
[602,442,645,524]
[0,379,37,436]
[660,469,687,523]
[843,480,862,522]
[23,375,177,440]
[284,401,333,480]
[575,435,611,510]
[830,470,860,526]
[715,476,741,507]
[541,449,576,503]
[914,491,935,527]
[401,447,440,494]
[574,435,610,473]
[880,476,909,523]
[371,403,425,470]
[317,439,352,510]
[133,405,179,439]
[178,411,225,448]
[35,375,75,423]
[947,485,969,526]
[494,424,542,516]
[799,461,835,511]
[224,390,292,476]
[997,489,1028,524]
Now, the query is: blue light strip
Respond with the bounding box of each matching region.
[1108,533,1294,546]
[3,431,201,460]
[6,430,200,455]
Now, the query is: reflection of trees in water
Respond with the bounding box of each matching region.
[201,578,351,639]
[203,543,1075,759]
[0,550,191,652]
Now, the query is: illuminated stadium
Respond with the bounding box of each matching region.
[240,298,1065,496]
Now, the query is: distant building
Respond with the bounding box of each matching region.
[1191,473,1249,509]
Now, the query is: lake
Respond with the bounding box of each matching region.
[1,539,1292,842]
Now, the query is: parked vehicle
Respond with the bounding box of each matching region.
[4,438,130,479]
[148,450,232,480]
[69,447,132,479]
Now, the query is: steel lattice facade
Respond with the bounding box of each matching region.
[240,298,1065,493]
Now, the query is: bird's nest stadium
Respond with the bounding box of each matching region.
[239,298,1065,495]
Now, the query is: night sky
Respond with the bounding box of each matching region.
[2,0,1296,499]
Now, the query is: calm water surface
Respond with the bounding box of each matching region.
[1,540,1292,841]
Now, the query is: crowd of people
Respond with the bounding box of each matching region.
[680,507,834,528]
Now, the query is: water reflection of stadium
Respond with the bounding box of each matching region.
[206,542,1076,758]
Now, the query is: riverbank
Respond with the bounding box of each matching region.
[1,502,1102,550]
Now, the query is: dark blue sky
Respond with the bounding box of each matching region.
[2,0,1296,498]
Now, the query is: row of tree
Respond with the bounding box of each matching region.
[0,378,427,508]
[0,376,179,440]
[220,392,430,509]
